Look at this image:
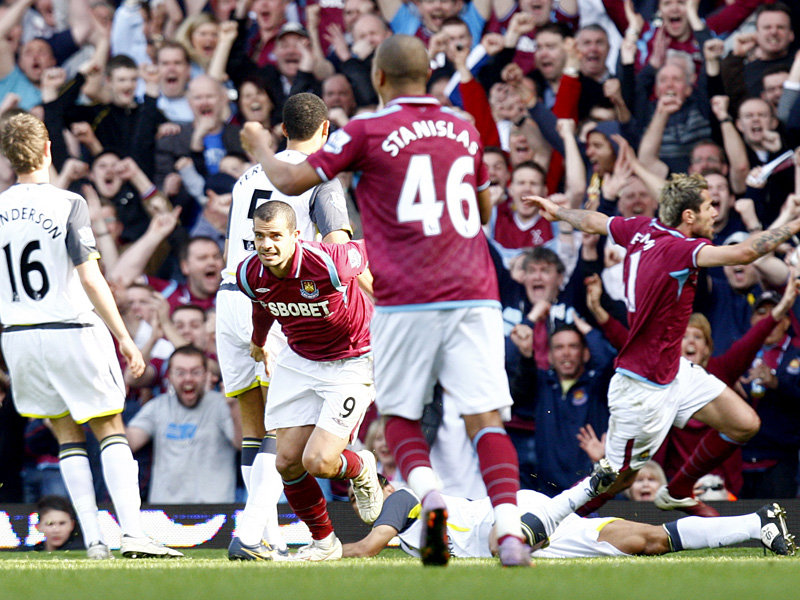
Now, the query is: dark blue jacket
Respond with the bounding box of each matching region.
[743,343,800,464]
[510,329,616,496]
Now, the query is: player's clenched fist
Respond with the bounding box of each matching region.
[240,122,271,157]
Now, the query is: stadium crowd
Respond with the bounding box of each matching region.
[1,0,800,529]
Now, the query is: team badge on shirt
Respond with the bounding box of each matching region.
[300,280,320,299]
[348,247,362,269]
[79,226,96,246]
[324,129,351,155]
[788,358,800,375]
[571,389,587,406]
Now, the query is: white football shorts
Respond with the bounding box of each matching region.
[536,514,627,558]
[265,348,374,440]
[605,357,727,472]
[3,312,125,423]
[370,306,512,420]
[216,287,286,396]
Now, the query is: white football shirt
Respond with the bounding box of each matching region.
[222,149,350,284]
[0,183,96,325]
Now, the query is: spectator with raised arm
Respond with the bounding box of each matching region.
[720,3,796,116]
[510,320,614,495]
[636,52,712,176]
[739,282,800,499]
[0,0,46,110]
[604,0,759,75]
[377,0,489,48]
[702,37,750,195]
[127,345,241,504]
[486,0,578,75]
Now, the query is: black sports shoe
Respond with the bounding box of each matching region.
[588,458,618,497]
[420,490,449,566]
[757,503,796,556]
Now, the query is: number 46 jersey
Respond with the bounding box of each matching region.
[306,97,500,309]
[222,149,350,286]
[0,184,96,326]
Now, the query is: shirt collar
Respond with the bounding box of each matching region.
[386,95,441,108]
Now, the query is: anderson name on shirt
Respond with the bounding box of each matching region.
[0,206,63,239]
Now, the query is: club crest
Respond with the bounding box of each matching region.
[300,280,319,299]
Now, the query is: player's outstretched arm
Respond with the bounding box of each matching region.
[76,259,146,378]
[524,195,610,234]
[342,525,398,558]
[696,217,800,268]
[240,122,323,196]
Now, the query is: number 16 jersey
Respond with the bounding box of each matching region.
[307,96,500,309]
[0,183,96,326]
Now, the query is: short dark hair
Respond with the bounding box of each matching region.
[511,160,547,180]
[754,2,791,23]
[699,168,727,181]
[106,54,138,77]
[253,200,298,230]
[167,345,207,371]
[441,16,469,31]
[37,495,75,519]
[179,236,220,263]
[578,23,608,39]
[690,139,724,157]
[156,41,190,64]
[549,324,586,348]
[283,93,328,141]
[762,64,790,81]
[172,304,207,321]
[535,22,573,40]
[520,246,565,275]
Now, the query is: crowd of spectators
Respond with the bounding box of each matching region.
[1,0,800,507]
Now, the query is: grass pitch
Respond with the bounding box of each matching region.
[2,548,799,600]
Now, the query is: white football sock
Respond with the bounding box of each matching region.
[238,452,286,550]
[671,515,759,550]
[240,436,263,492]
[59,449,103,546]
[100,436,146,538]
[407,467,442,500]
[537,476,596,536]
[494,503,524,540]
[241,465,252,493]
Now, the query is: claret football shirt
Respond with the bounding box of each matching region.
[307,96,501,310]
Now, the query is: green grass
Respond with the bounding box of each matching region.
[2,548,799,600]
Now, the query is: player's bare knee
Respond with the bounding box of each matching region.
[302,448,338,478]
[275,453,304,479]
[726,413,760,443]
[743,413,761,439]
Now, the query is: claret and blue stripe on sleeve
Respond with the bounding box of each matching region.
[237,253,259,299]
[302,244,347,290]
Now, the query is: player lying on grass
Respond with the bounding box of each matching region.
[343,477,796,559]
